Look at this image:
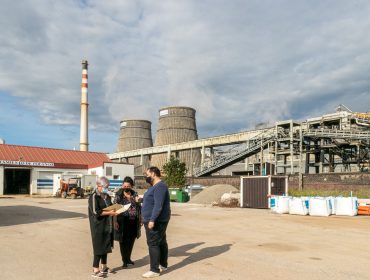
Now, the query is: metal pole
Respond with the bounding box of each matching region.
[167,145,171,161]
[274,124,278,175]
[260,135,263,175]
[140,154,143,165]
[190,147,193,177]
[290,120,293,174]
[299,126,303,190]
[201,145,205,166]
[245,140,249,173]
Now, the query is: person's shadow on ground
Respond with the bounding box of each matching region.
[164,243,232,274]
[0,205,87,227]
[112,242,232,273]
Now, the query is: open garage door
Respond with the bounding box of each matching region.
[4,169,31,194]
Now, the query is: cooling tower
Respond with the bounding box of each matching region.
[151,106,201,173]
[117,120,153,173]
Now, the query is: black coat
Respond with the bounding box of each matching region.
[114,190,142,242]
[88,191,114,255]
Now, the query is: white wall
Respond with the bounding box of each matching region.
[88,163,134,189]
[88,166,104,177]
[88,163,134,180]
[104,162,134,180]
[0,166,4,195]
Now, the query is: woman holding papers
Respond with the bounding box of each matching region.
[114,176,142,268]
[88,176,118,278]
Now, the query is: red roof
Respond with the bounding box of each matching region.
[0,144,111,169]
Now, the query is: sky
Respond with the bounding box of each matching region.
[1,0,370,153]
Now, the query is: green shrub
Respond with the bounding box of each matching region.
[288,189,370,198]
[163,156,187,189]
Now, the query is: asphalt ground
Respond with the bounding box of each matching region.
[0,196,369,280]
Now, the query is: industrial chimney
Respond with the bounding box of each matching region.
[80,60,89,151]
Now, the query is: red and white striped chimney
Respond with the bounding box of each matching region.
[80,60,89,151]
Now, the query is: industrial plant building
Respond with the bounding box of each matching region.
[0,144,133,195]
[2,58,369,189]
[110,105,370,177]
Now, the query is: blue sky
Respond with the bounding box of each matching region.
[0,93,114,152]
[1,0,370,153]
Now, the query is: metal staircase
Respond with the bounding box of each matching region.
[193,129,277,177]
[192,127,370,177]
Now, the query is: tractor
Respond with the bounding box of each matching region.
[57,177,85,199]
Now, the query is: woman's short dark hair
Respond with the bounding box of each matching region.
[123,176,134,186]
[148,166,161,177]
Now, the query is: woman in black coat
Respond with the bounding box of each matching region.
[88,176,118,278]
[114,176,142,268]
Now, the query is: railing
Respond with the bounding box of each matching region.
[303,129,370,139]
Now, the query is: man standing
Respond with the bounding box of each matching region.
[142,166,171,278]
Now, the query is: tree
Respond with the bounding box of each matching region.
[163,156,188,188]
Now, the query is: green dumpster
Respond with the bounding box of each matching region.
[169,188,189,203]
[169,188,177,201]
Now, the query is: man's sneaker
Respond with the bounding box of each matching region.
[159,265,168,273]
[142,271,160,278]
[101,267,114,274]
[91,271,105,278]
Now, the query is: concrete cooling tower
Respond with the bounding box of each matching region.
[151,106,201,173]
[117,120,153,173]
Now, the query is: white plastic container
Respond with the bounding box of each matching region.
[309,197,332,217]
[335,197,358,216]
[289,197,309,215]
[301,197,310,209]
[270,196,290,214]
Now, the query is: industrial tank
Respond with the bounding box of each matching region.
[151,106,201,173]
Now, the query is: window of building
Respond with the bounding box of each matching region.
[106,167,112,176]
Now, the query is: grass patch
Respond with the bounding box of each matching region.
[288,189,370,198]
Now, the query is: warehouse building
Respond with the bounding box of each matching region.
[0,143,134,195]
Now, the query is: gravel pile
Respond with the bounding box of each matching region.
[190,184,238,204]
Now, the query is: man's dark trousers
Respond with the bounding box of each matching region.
[144,221,169,273]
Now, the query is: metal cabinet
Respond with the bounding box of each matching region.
[240,176,288,208]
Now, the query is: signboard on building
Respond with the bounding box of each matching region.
[0,160,55,167]
[159,109,169,116]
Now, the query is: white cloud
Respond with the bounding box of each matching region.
[1,0,370,151]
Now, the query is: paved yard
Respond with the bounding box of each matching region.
[0,196,369,280]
